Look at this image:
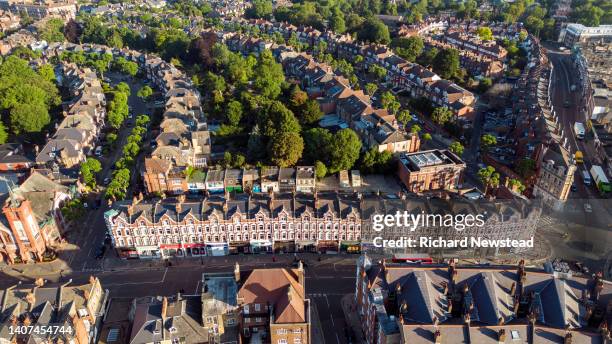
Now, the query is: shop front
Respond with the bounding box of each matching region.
[317,240,339,253]
[273,240,295,253]
[182,243,206,256]
[250,240,272,254]
[117,247,138,259]
[296,240,317,253]
[229,241,251,254]
[206,242,229,256]
[135,245,161,259]
[160,244,181,258]
[340,241,361,254]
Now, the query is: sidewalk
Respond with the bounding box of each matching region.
[0,251,365,281]
[341,294,366,344]
[309,297,327,344]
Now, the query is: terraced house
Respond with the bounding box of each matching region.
[104,192,364,259]
[223,18,476,119]
[35,63,106,169]
[355,256,611,344]
[0,276,107,344]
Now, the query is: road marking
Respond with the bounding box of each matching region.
[161,267,168,282]
[194,280,200,294]
[335,333,340,344]
[103,267,168,287]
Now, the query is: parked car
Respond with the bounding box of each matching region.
[103,177,111,186]
[94,146,103,157]
[584,203,592,212]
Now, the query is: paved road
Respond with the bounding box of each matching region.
[63,74,151,273]
[547,49,600,200]
[0,254,358,344]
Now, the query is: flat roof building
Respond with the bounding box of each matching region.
[397,149,466,193]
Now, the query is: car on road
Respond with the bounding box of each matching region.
[291,259,308,268]
[583,203,592,213]
[563,100,571,108]
[571,184,577,192]
[103,177,111,186]
[95,245,106,259]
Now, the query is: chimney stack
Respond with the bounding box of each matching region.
[161,296,168,320]
[35,278,45,287]
[498,329,506,343]
[234,262,240,283]
[297,260,305,287]
[564,332,572,344]
[434,330,442,344]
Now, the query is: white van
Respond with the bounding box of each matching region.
[94,146,103,157]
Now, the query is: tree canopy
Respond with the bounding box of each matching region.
[0,56,60,135]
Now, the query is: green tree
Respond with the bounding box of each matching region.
[508,178,526,193]
[80,157,102,187]
[315,160,327,179]
[476,27,493,41]
[328,129,361,173]
[233,153,246,168]
[391,36,424,62]
[10,103,50,135]
[268,131,304,167]
[0,122,8,144]
[361,148,393,174]
[525,16,544,36]
[246,0,273,19]
[433,48,460,79]
[478,165,500,194]
[61,199,85,221]
[480,134,497,150]
[431,107,453,125]
[365,83,378,96]
[411,124,422,133]
[38,64,56,82]
[397,110,412,124]
[380,91,396,109]
[260,101,301,137]
[226,100,243,126]
[422,133,432,141]
[115,82,131,96]
[253,50,285,99]
[107,132,117,144]
[0,56,60,135]
[290,85,308,109]
[358,17,390,44]
[417,47,438,67]
[449,141,464,156]
[516,158,536,179]
[369,64,387,82]
[330,11,346,33]
[478,77,493,93]
[299,99,323,125]
[40,18,65,42]
[303,127,332,163]
[137,85,153,100]
[223,151,233,168]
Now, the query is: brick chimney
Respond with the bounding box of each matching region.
[297,260,305,287]
[434,330,442,344]
[498,329,506,343]
[564,332,572,344]
[234,262,240,283]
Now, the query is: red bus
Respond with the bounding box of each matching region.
[392,254,434,264]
